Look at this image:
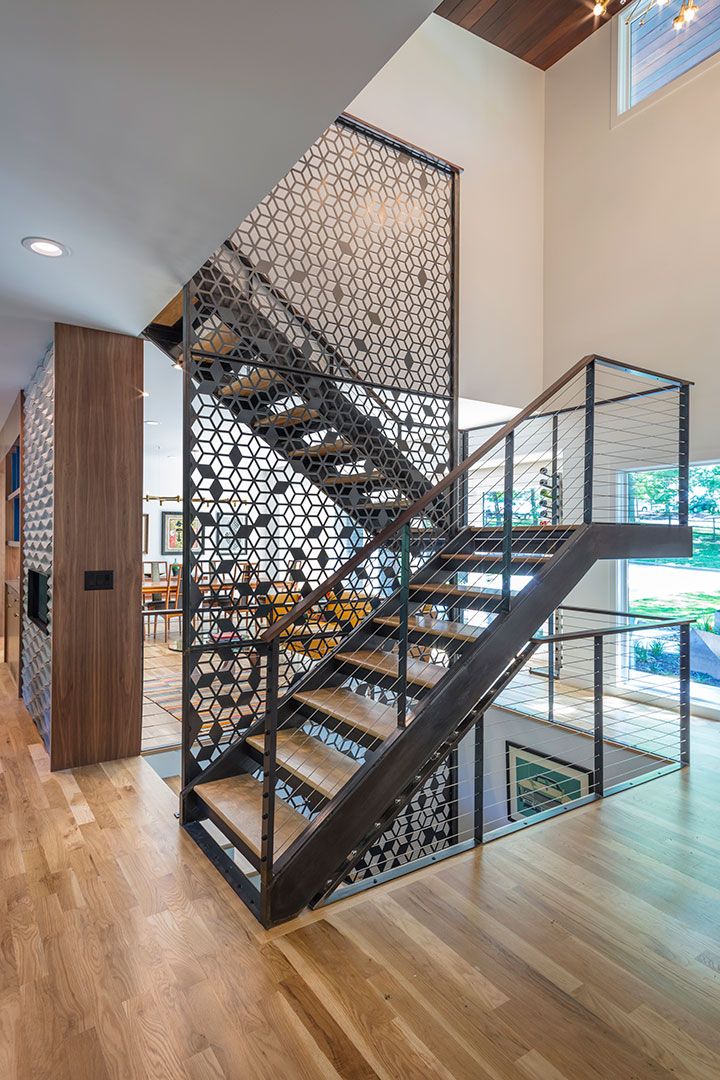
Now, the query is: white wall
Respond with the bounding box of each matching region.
[143,451,182,563]
[544,21,720,464]
[482,703,659,834]
[143,343,182,563]
[350,15,545,408]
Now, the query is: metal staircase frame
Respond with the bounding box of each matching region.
[180,352,692,926]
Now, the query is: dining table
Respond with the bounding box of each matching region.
[141,578,170,598]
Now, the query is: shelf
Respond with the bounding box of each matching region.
[6,541,20,548]
[6,487,20,502]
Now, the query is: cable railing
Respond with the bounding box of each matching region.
[186,354,690,884]
[478,606,691,840]
[325,604,692,899]
[176,352,693,927]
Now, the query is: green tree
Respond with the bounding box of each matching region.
[631,468,678,522]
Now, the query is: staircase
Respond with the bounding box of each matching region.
[145,246,444,535]
[180,353,692,927]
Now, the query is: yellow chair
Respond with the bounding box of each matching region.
[289,590,373,660]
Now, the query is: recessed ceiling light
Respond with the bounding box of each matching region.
[144,419,160,426]
[21,236,70,258]
[140,390,150,398]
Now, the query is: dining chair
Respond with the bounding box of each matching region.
[164,573,183,643]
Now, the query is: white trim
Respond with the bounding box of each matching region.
[613,0,720,126]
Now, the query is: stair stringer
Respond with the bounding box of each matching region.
[266,522,691,923]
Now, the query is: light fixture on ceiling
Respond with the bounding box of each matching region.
[593,1,608,16]
[144,420,160,426]
[140,390,150,398]
[621,0,700,30]
[21,236,70,258]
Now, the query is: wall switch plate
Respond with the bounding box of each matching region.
[84,570,114,591]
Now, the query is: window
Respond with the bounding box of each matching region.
[618,0,720,112]
[624,462,720,708]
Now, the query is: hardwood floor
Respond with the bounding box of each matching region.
[1,659,720,1078]
[142,633,182,751]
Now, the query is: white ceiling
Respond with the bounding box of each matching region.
[0,0,436,428]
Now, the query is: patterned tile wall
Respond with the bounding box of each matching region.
[22,345,54,749]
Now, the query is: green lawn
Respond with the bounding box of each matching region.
[630,591,719,627]
[631,528,720,570]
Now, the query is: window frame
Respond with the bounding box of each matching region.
[613,0,720,124]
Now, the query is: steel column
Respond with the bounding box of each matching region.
[502,432,514,608]
[473,715,484,844]
[584,361,595,524]
[260,639,280,926]
[551,413,559,526]
[593,634,604,797]
[679,621,691,765]
[678,384,690,526]
[397,524,411,729]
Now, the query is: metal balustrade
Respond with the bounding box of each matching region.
[175,351,692,925]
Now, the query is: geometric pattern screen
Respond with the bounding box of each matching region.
[22,345,54,749]
[182,117,458,871]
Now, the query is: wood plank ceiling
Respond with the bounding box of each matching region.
[436,0,624,70]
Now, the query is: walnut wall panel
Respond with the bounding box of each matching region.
[51,325,143,770]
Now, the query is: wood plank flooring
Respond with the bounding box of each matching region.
[1,660,720,1078]
[142,635,182,751]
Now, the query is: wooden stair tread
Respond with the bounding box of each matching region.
[196,774,306,858]
[337,649,447,689]
[409,583,502,602]
[254,407,320,428]
[293,688,398,742]
[246,731,359,800]
[440,552,549,564]
[324,472,382,486]
[219,368,281,397]
[289,440,354,459]
[374,615,484,643]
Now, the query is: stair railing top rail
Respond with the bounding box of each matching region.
[263,354,691,643]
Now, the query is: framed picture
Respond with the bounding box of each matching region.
[161,511,203,556]
[162,511,183,556]
[506,742,592,822]
[142,513,149,555]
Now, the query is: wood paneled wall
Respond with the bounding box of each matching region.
[51,324,143,770]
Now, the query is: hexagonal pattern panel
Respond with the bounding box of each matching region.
[22,345,54,749]
[182,118,456,786]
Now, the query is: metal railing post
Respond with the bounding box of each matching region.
[260,638,280,925]
[397,524,411,729]
[593,634,604,797]
[547,613,555,723]
[679,622,691,765]
[584,361,595,524]
[502,431,514,608]
[473,714,484,844]
[551,413,559,526]
[678,384,690,526]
